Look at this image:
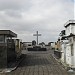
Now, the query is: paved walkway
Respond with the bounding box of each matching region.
[0,49,69,75]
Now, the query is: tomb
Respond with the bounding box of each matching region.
[0,30,17,69]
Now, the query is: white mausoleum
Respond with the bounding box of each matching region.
[60,20,75,69]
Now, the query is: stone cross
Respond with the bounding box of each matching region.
[33,31,41,45]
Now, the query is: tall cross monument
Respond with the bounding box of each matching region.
[33,31,41,45]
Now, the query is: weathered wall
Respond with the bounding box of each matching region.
[0,43,7,69]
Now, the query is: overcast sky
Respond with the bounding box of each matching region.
[0,0,74,44]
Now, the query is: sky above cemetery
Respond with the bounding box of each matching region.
[0,0,74,43]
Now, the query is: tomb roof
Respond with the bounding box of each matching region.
[0,30,17,37]
[64,20,75,28]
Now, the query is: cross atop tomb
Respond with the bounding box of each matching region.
[33,31,41,45]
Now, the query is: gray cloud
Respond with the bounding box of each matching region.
[0,0,74,43]
[0,0,32,11]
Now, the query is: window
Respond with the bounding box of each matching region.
[0,35,4,43]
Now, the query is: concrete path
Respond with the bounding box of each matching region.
[0,49,70,75]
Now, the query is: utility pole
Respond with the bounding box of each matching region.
[33,31,41,45]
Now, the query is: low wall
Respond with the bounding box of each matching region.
[54,50,62,59]
[28,48,47,51]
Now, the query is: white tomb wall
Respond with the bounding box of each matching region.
[66,44,71,67]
